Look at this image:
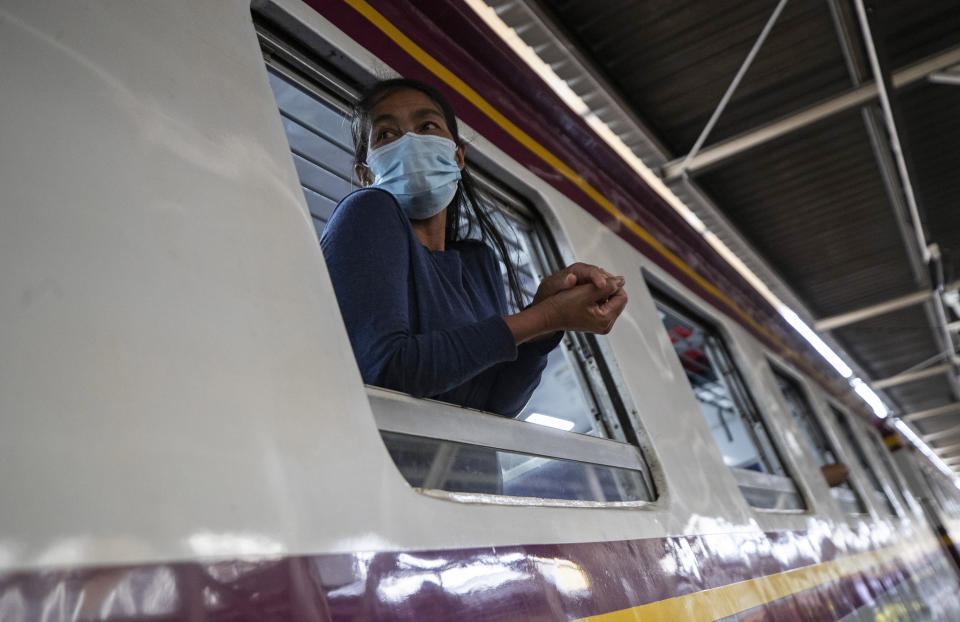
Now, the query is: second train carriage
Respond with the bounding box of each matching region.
[2,0,960,620]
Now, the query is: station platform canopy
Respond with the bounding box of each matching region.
[480,0,960,468]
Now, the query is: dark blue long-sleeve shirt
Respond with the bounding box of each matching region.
[320,188,561,417]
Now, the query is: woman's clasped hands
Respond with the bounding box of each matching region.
[505,262,628,344]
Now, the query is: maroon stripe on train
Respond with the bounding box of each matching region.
[310,0,859,412]
[2,532,957,621]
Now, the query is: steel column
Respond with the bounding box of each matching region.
[853,0,927,260]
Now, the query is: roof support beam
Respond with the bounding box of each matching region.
[872,364,954,390]
[661,43,960,180]
[933,443,960,457]
[933,442,960,454]
[852,0,960,407]
[853,0,928,262]
[813,286,958,332]
[928,69,960,86]
[677,0,788,173]
[922,425,960,444]
[903,402,960,422]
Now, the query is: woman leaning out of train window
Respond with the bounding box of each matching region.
[320,78,627,417]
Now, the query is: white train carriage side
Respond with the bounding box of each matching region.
[2,1,960,620]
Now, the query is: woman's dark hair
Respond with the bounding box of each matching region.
[350,78,526,311]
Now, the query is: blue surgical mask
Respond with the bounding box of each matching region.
[366,132,462,220]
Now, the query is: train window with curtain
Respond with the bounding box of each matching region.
[651,293,804,510]
[828,405,897,516]
[257,26,656,504]
[771,366,865,514]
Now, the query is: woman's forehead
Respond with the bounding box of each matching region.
[370,89,444,123]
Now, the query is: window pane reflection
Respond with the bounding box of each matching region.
[656,303,785,476]
[380,431,652,502]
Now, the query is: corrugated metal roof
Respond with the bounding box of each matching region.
[546,0,853,154]
[696,106,917,317]
[536,0,960,444]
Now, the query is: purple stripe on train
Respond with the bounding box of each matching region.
[2,531,957,621]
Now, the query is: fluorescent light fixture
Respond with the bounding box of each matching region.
[850,377,889,418]
[778,309,853,378]
[525,412,576,431]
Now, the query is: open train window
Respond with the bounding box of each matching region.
[258,27,655,504]
[828,405,897,516]
[650,291,804,510]
[770,365,865,514]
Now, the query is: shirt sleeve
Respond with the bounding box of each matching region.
[468,242,564,417]
[320,189,518,398]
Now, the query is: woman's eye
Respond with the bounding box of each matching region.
[419,121,440,132]
[374,129,395,142]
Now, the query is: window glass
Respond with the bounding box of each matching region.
[263,51,655,503]
[653,296,803,510]
[380,431,651,502]
[829,406,897,515]
[266,71,354,239]
[772,367,865,514]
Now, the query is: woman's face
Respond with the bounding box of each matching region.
[357,88,466,186]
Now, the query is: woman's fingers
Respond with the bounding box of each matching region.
[566,262,610,289]
[600,287,628,317]
[533,269,577,305]
[536,271,628,334]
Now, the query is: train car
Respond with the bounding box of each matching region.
[2,1,960,620]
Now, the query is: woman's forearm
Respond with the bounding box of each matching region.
[503,305,556,344]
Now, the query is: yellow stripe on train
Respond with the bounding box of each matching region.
[577,537,940,621]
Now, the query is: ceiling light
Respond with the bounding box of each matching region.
[851,378,889,418]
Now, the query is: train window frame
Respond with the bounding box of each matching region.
[647,282,807,512]
[826,402,899,517]
[859,421,907,517]
[767,361,867,516]
[255,21,660,507]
